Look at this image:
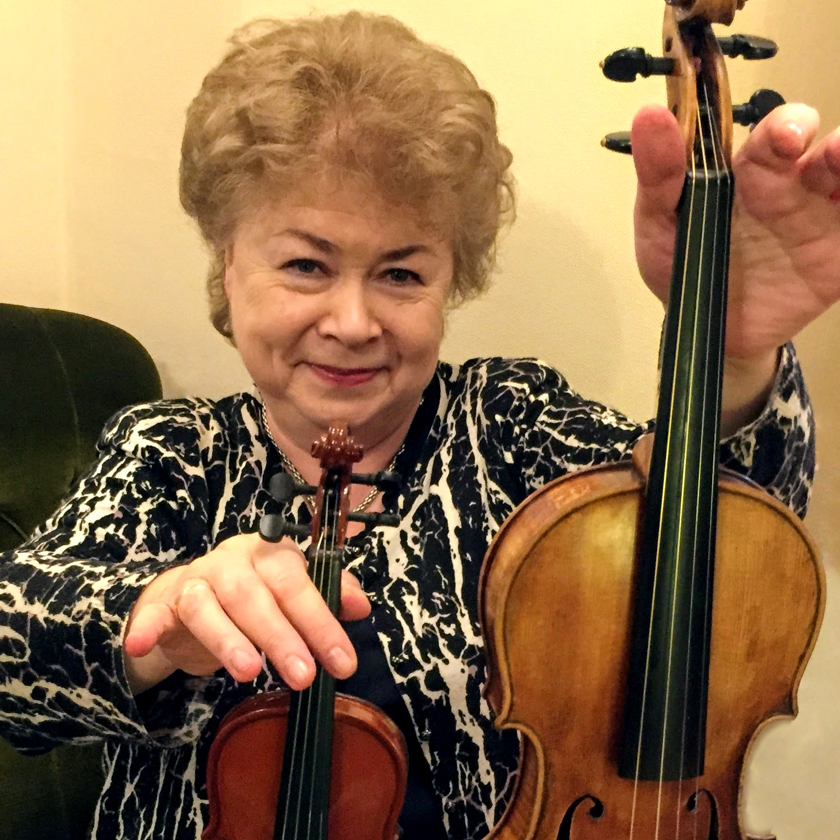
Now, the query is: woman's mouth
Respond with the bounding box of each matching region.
[308,364,381,387]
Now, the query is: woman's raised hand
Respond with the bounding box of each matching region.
[632,102,840,360]
[122,533,371,695]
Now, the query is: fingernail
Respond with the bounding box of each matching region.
[327,647,353,677]
[784,120,803,136]
[285,654,311,686]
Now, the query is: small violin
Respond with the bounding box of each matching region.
[203,423,407,840]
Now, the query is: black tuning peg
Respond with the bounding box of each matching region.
[717,34,778,61]
[351,470,401,489]
[733,89,785,127]
[601,48,676,83]
[259,514,311,543]
[346,511,400,528]
[602,132,633,155]
[268,471,316,503]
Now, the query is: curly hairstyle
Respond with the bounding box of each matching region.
[179,12,515,338]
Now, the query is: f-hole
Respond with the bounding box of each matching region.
[556,795,604,839]
[688,788,720,839]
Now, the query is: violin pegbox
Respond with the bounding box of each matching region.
[663,4,731,164]
[600,1,782,160]
[259,423,401,545]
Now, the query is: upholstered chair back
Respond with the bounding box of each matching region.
[0,303,163,840]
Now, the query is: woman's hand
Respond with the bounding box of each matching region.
[632,102,840,360]
[123,533,371,695]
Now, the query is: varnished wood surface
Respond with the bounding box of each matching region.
[479,465,824,840]
[203,693,407,840]
[663,6,734,167]
[670,0,747,26]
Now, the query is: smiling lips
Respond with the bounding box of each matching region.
[308,363,382,386]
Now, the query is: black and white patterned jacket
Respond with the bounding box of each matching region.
[0,352,814,840]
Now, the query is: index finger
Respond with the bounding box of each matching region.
[250,550,359,679]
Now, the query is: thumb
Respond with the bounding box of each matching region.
[124,602,179,658]
[632,104,686,215]
[338,571,371,622]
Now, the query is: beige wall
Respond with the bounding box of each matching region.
[1,1,838,834]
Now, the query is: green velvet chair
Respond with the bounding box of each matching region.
[0,303,162,840]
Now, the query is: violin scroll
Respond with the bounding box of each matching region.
[666,0,747,26]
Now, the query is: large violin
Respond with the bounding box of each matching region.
[478,2,824,838]
[203,424,407,840]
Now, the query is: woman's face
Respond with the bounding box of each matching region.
[225,178,453,452]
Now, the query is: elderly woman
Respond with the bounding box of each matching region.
[1,11,838,840]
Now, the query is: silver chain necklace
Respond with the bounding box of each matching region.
[260,403,396,514]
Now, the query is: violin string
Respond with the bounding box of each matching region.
[629,75,704,839]
[283,504,331,839]
[286,518,317,840]
[310,493,335,839]
[670,68,730,840]
[669,71,721,840]
[629,28,735,840]
[312,486,340,839]
[629,134,692,840]
[681,74,717,840]
[658,107,710,838]
[304,504,323,840]
[677,77,712,839]
[648,49,726,840]
[696,70,731,829]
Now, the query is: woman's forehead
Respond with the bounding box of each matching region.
[243,174,452,247]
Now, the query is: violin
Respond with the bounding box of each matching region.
[203,424,407,840]
[478,2,825,838]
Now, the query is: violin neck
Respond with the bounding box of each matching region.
[620,152,734,781]
[274,548,343,840]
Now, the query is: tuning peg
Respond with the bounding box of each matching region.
[259,514,311,543]
[717,34,778,61]
[346,511,400,528]
[268,472,316,503]
[602,132,633,155]
[351,470,402,489]
[601,48,676,83]
[733,88,785,127]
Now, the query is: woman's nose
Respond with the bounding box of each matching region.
[316,280,382,346]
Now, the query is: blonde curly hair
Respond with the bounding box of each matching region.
[179,12,515,338]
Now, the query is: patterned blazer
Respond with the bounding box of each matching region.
[0,350,813,840]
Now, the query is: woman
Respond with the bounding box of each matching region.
[1,11,838,840]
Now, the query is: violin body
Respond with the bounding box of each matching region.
[203,691,407,840]
[478,449,824,840]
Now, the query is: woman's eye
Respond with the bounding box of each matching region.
[386,268,421,285]
[283,258,323,275]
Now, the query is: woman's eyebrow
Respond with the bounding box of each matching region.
[280,229,338,253]
[279,230,432,262]
[380,245,431,261]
